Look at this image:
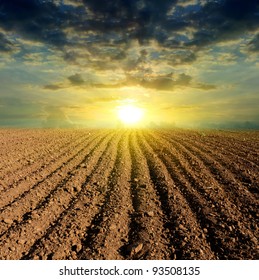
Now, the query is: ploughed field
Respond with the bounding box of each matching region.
[0,128,258,260]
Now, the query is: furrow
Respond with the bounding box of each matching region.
[163,130,259,166]
[183,137,259,199]
[166,130,259,188]
[78,131,133,260]
[0,132,114,259]
[0,131,106,211]
[159,132,259,224]
[124,130,171,260]
[0,128,258,260]
[144,131,258,259]
[22,132,121,260]
[0,129,90,178]
[137,130,215,260]
[0,130,95,196]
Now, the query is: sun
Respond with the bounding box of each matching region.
[117,104,144,125]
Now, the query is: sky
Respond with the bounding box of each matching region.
[0,0,259,129]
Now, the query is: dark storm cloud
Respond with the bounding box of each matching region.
[186,0,259,48]
[0,1,259,56]
[0,0,70,47]
[0,1,174,51]
[1,0,259,72]
[221,0,258,20]
[82,0,177,38]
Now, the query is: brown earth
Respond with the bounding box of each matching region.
[0,128,258,260]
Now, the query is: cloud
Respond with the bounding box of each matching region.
[0,0,258,129]
[1,0,258,69]
[91,72,216,91]
[139,73,216,91]
[194,83,217,90]
[0,32,15,53]
[43,73,86,90]
[44,84,64,90]
[43,67,217,92]
[248,33,259,52]
[220,0,257,20]
[68,73,85,85]
[0,0,69,48]
[139,73,190,90]
[185,0,259,48]
[0,1,258,47]
[162,104,201,111]
[177,0,199,7]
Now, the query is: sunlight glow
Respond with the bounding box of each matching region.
[117,104,144,125]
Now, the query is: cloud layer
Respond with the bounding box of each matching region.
[0,0,259,127]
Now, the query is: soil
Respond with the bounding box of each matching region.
[0,128,258,260]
